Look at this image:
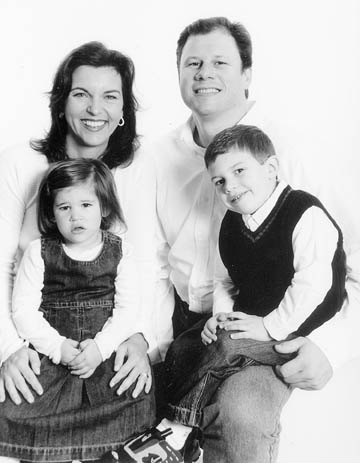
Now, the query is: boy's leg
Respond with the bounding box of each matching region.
[165,326,294,425]
[201,365,292,463]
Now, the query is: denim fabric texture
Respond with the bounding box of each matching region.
[0,232,156,462]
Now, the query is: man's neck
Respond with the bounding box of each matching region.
[192,100,254,148]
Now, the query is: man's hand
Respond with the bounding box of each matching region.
[0,346,43,405]
[68,339,102,379]
[219,312,272,341]
[275,336,333,390]
[109,333,152,398]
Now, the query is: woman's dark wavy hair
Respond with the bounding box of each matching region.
[31,41,139,169]
[38,158,126,238]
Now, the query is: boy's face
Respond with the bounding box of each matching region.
[208,147,278,215]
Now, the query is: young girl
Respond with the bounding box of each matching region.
[0,159,155,462]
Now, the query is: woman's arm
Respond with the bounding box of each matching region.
[0,146,47,403]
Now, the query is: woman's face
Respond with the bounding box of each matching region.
[64,65,124,158]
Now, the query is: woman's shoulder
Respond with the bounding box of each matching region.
[0,142,49,176]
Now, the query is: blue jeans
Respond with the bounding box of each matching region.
[166,297,294,462]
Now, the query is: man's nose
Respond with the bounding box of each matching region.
[195,62,215,80]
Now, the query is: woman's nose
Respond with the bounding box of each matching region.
[87,97,101,115]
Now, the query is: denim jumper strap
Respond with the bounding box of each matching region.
[0,231,156,462]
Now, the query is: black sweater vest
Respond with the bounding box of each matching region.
[219,186,346,336]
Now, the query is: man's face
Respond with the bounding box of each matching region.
[178,29,251,120]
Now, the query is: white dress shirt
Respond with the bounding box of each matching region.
[213,180,339,340]
[151,100,360,367]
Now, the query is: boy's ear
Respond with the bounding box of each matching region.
[266,156,279,179]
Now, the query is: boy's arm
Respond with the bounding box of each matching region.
[12,239,66,364]
[263,206,339,340]
[213,247,239,315]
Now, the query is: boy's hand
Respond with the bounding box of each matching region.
[201,312,228,345]
[60,339,80,365]
[68,339,102,379]
[219,312,272,341]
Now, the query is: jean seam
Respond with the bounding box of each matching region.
[268,383,292,463]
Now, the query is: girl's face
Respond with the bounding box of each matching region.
[53,180,102,249]
[64,65,124,159]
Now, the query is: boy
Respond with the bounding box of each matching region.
[165,124,346,434]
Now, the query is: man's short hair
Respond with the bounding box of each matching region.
[176,17,252,71]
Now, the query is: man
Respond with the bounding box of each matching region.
[150,16,360,462]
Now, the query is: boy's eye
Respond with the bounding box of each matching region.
[234,168,244,175]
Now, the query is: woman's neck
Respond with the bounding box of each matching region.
[65,136,106,160]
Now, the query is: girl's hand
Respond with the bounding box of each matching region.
[68,339,102,379]
[109,333,152,398]
[60,339,80,365]
[219,312,272,341]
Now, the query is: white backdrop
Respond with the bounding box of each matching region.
[0,1,359,462]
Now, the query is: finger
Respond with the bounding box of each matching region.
[0,377,5,402]
[221,321,244,331]
[114,345,126,372]
[116,369,138,396]
[274,337,304,355]
[70,366,89,376]
[4,375,26,405]
[201,332,212,345]
[79,369,95,379]
[229,331,252,340]
[28,349,41,375]
[20,365,43,396]
[132,373,148,398]
[144,372,152,394]
[275,357,304,380]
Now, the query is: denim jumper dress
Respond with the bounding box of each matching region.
[0,231,155,462]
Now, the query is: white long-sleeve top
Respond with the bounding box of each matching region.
[0,143,158,365]
[12,237,139,364]
[151,100,360,368]
[213,181,340,340]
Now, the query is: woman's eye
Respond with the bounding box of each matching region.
[105,94,118,101]
[72,91,87,98]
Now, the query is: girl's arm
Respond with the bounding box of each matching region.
[12,239,66,364]
[93,240,139,361]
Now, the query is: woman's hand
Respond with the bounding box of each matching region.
[0,346,43,405]
[109,333,152,398]
[67,339,102,379]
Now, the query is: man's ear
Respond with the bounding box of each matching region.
[243,67,252,90]
[265,155,279,179]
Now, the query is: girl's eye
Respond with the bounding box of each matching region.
[82,203,92,208]
[234,169,244,175]
[214,179,224,187]
[59,206,69,211]
[215,61,226,66]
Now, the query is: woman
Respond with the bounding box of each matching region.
[0,41,157,461]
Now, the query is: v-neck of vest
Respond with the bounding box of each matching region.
[239,185,293,243]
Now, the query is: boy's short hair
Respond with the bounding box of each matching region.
[205,125,276,168]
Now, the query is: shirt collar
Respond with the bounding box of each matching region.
[243,180,288,231]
